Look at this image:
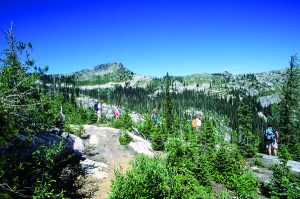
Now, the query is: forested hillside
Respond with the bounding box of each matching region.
[1,27,300,198]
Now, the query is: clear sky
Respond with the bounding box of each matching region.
[1,0,299,77]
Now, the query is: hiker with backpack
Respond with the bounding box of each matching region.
[192,112,202,130]
[265,123,279,156]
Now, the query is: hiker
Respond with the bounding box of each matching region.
[94,101,99,112]
[96,100,103,123]
[265,123,279,156]
[195,112,202,129]
[152,108,158,125]
[114,105,120,119]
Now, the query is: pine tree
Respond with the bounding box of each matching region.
[279,55,300,159]
[163,72,174,135]
[236,98,259,157]
[0,23,44,143]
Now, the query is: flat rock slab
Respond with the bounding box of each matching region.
[82,125,135,165]
[261,154,300,174]
[81,159,109,180]
[250,166,273,183]
[128,132,154,156]
[250,154,300,183]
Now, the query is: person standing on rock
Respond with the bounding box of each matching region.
[265,123,279,156]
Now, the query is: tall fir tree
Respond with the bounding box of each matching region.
[236,98,259,157]
[0,23,44,143]
[163,72,174,135]
[279,55,300,159]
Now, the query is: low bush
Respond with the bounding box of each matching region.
[64,124,84,137]
[109,155,168,199]
[109,155,211,199]
[228,171,258,198]
[110,111,133,131]
[119,133,133,145]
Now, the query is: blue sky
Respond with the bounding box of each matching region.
[1,0,299,77]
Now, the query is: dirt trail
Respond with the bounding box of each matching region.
[75,125,153,199]
[96,155,132,199]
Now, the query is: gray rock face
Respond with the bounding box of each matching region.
[1,133,74,161]
[259,94,280,107]
[70,62,133,81]
[250,154,300,183]
[250,166,273,183]
[260,154,300,174]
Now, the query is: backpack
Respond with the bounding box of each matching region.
[94,103,99,112]
[192,119,197,128]
[265,127,275,142]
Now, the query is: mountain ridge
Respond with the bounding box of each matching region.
[68,62,286,80]
[49,62,287,107]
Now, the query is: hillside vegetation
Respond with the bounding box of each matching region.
[1,28,300,198]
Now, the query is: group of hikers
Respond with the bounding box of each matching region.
[93,100,121,122]
[92,100,279,156]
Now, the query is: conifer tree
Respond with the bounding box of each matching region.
[200,118,217,155]
[0,23,45,143]
[236,98,259,157]
[279,55,300,159]
[163,72,174,135]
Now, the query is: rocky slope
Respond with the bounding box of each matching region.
[69,63,134,86]
[51,62,288,107]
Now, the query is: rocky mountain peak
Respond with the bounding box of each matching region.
[92,62,124,73]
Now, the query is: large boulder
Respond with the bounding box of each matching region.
[0,133,74,161]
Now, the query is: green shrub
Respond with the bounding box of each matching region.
[138,114,155,138]
[109,155,168,199]
[0,140,70,198]
[64,124,85,137]
[31,141,68,198]
[213,146,244,183]
[212,146,259,197]
[229,171,258,198]
[110,110,134,131]
[238,134,260,158]
[150,127,165,151]
[265,160,300,199]
[109,155,210,199]
[294,143,300,161]
[166,168,211,199]
[166,137,212,188]
[119,132,133,145]
[278,145,292,163]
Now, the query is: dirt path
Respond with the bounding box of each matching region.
[75,125,153,199]
[96,155,133,199]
